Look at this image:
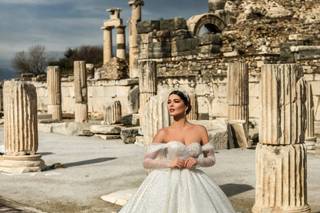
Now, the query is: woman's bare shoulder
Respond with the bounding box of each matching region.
[188,123,207,132]
[153,127,169,143]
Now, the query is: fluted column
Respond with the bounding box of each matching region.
[253,64,310,213]
[0,80,44,173]
[227,62,249,147]
[74,61,88,123]
[142,94,170,145]
[186,93,198,120]
[116,26,126,59]
[128,0,144,78]
[103,101,122,125]
[47,66,62,121]
[138,60,157,124]
[103,27,113,64]
[305,82,316,151]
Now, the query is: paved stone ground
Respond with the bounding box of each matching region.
[0,128,319,213]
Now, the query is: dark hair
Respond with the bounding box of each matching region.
[169,90,192,115]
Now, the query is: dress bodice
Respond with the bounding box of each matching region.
[166,141,202,160]
[149,141,203,161]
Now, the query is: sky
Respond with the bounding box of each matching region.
[0,0,209,70]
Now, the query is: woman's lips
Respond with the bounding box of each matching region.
[169,109,175,112]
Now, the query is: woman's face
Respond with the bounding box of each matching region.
[167,94,186,116]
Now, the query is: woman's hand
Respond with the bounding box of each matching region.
[184,157,197,169]
[169,158,185,169]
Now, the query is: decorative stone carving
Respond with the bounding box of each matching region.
[142,93,170,145]
[103,101,122,125]
[253,64,311,213]
[47,66,62,121]
[138,60,157,116]
[227,62,249,147]
[0,80,45,173]
[74,61,88,123]
[128,0,144,78]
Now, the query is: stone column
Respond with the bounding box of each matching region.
[186,93,198,120]
[47,66,62,121]
[143,93,170,145]
[305,82,316,151]
[74,61,88,123]
[116,26,126,60]
[103,27,113,64]
[128,0,144,78]
[227,62,249,147]
[253,64,311,213]
[103,101,122,125]
[0,80,44,173]
[138,60,157,119]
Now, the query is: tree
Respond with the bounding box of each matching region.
[48,45,103,75]
[12,45,47,75]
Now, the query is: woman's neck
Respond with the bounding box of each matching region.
[171,117,188,129]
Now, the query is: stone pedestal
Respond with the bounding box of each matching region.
[0,80,45,173]
[116,26,126,59]
[227,62,249,147]
[142,93,170,145]
[74,61,88,123]
[138,60,157,118]
[47,66,62,121]
[128,0,144,78]
[253,64,311,213]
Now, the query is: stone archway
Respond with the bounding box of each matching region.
[187,13,226,37]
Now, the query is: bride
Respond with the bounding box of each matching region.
[120,90,236,213]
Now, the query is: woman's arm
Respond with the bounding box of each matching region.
[143,128,185,169]
[196,125,216,167]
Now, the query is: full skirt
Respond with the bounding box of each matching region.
[119,168,236,213]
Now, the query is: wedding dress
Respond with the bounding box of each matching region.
[119,141,236,213]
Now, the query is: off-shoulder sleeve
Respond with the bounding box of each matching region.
[196,143,216,167]
[143,143,171,169]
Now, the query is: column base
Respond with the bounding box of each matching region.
[75,103,88,123]
[252,204,311,213]
[0,154,45,173]
[48,104,62,121]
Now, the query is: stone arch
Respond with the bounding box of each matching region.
[187,13,226,36]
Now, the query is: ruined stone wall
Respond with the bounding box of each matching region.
[137,5,320,134]
[31,79,139,117]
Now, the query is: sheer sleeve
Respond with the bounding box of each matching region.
[196,143,216,167]
[143,144,171,169]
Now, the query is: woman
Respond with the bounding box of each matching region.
[120,90,236,213]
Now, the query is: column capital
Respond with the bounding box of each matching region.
[128,0,144,7]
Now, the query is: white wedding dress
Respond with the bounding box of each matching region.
[119,141,236,213]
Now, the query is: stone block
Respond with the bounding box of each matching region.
[137,20,160,34]
[121,127,141,144]
[90,125,121,135]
